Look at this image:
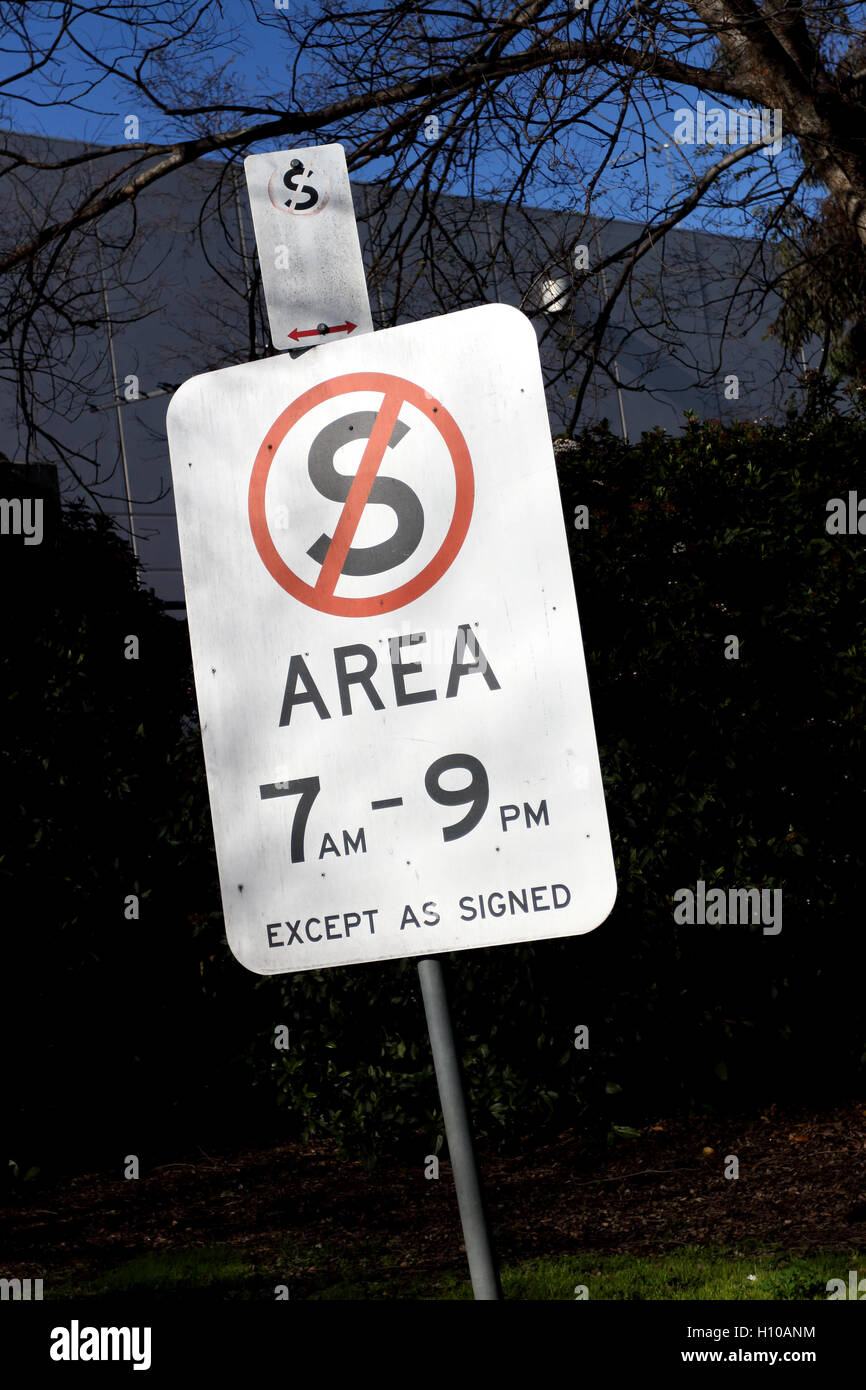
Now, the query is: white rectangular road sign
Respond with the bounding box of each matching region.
[167,303,616,974]
[244,143,373,351]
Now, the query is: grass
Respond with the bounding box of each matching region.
[46,1243,866,1301]
[501,1248,863,1301]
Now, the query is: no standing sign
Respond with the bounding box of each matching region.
[167,303,616,974]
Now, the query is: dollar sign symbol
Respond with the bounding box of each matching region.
[306,412,424,576]
[283,160,318,211]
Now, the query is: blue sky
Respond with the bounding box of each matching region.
[0,1,841,237]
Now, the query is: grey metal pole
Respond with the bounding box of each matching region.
[96,238,139,569]
[417,956,502,1300]
[592,228,629,444]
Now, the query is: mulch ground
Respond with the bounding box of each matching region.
[3,1104,865,1292]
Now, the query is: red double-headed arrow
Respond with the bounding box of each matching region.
[288,320,357,342]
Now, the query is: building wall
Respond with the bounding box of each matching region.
[0,134,805,610]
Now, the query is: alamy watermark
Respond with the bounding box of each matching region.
[50,1321,151,1370]
[673,880,782,935]
[1,1276,43,1300]
[826,492,866,534]
[673,101,783,157]
[374,622,496,681]
[826,1271,866,1299]
[0,497,43,545]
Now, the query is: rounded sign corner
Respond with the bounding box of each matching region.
[165,376,199,430]
[597,874,618,929]
[481,301,532,331]
[226,934,269,976]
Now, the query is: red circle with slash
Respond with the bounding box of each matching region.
[248,372,474,616]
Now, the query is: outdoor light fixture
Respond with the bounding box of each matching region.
[534,274,572,314]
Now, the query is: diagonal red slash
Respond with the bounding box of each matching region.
[314,390,404,596]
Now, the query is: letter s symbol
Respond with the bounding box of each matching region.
[283,160,319,211]
[306,411,424,576]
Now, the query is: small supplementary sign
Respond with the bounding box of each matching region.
[244,144,373,351]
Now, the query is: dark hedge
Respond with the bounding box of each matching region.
[4,391,866,1176]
